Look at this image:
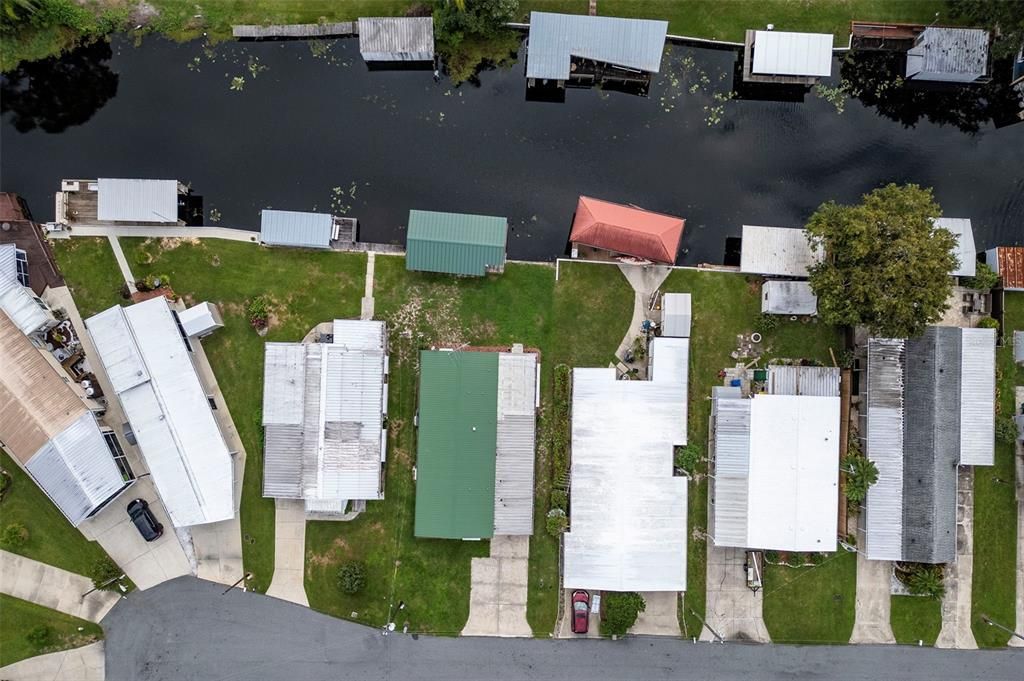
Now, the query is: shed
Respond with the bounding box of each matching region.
[406,210,508,276]
[525,12,668,82]
[178,302,223,338]
[0,243,27,287]
[761,280,817,315]
[740,225,820,277]
[985,246,1024,291]
[260,209,334,249]
[569,196,685,264]
[97,178,179,223]
[358,17,434,62]
[906,27,990,83]
[750,30,833,78]
[934,217,976,278]
[661,293,691,337]
[766,365,840,396]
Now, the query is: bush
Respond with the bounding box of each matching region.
[602,591,646,637]
[755,313,779,333]
[0,522,29,548]
[673,444,702,475]
[550,489,568,512]
[996,414,1018,444]
[247,295,270,329]
[962,262,1000,291]
[976,316,999,329]
[843,453,879,503]
[545,508,567,537]
[89,557,121,590]
[337,561,366,595]
[26,625,52,648]
[550,364,571,485]
[896,563,945,599]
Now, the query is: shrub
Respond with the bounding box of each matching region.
[143,273,169,291]
[545,508,568,537]
[550,365,571,485]
[89,557,121,590]
[247,295,270,329]
[26,625,51,648]
[0,522,29,548]
[962,262,1000,291]
[976,316,1000,329]
[673,444,702,475]
[602,591,646,637]
[896,563,945,599]
[755,313,779,333]
[550,489,568,512]
[337,561,366,595]
[996,415,1018,444]
[843,454,879,503]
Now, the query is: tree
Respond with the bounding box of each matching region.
[948,0,1024,59]
[602,592,646,637]
[337,561,367,595]
[806,184,955,338]
[962,262,1000,290]
[433,0,520,84]
[88,557,121,590]
[843,454,879,504]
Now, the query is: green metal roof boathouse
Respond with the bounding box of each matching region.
[405,210,508,276]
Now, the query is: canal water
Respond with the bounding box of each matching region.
[2,34,1022,264]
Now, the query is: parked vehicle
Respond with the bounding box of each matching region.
[571,590,590,634]
[127,499,163,541]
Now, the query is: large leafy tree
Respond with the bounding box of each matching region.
[948,0,1024,59]
[806,184,956,338]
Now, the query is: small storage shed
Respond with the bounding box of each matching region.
[661,293,691,337]
[358,17,434,62]
[905,27,990,83]
[762,280,817,315]
[97,178,180,223]
[260,210,335,249]
[406,210,508,276]
[178,302,223,338]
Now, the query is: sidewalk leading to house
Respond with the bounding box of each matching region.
[266,499,309,607]
[850,552,895,644]
[58,224,259,242]
[936,467,978,649]
[106,235,137,293]
[0,641,104,681]
[0,551,119,624]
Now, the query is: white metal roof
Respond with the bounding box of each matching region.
[958,328,995,466]
[97,178,179,223]
[934,217,976,278]
[260,210,334,249]
[0,243,16,284]
[767,365,840,397]
[864,338,906,561]
[494,351,538,535]
[358,16,434,60]
[86,298,234,527]
[177,302,222,337]
[752,30,833,77]
[0,280,52,336]
[564,352,688,592]
[740,225,820,277]
[762,280,817,315]
[661,293,691,338]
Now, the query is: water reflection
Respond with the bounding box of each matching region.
[1,41,118,134]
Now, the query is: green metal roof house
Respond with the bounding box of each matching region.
[405,210,508,276]
[414,349,539,540]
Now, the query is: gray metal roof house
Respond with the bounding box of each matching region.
[526,12,668,88]
[905,27,990,83]
[863,326,996,564]
[358,17,434,62]
[260,209,335,249]
[661,293,691,338]
[761,280,817,315]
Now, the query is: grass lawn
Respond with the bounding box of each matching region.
[762,552,857,643]
[0,594,103,667]
[0,450,114,577]
[891,595,941,646]
[971,290,1024,647]
[51,238,128,319]
[116,237,365,593]
[660,268,844,637]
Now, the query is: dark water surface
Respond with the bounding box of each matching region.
[2,35,1022,264]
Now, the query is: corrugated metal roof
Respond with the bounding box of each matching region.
[751,31,833,77]
[414,351,499,539]
[0,243,16,284]
[864,338,905,560]
[260,210,334,249]
[97,178,179,223]
[86,298,234,528]
[762,280,817,315]
[711,397,750,547]
[358,17,434,61]
[0,279,53,336]
[767,365,840,397]
[992,246,1024,290]
[526,12,668,81]
[570,196,685,265]
[661,293,691,337]
[959,328,995,466]
[493,352,538,536]
[1015,331,1024,364]
[563,359,688,592]
[263,343,307,426]
[906,27,989,81]
[178,302,222,337]
[934,218,976,278]
[740,225,820,277]
[406,210,508,276]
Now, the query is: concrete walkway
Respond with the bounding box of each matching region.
[0,641,104,681]
[266,498,309,607]
[612,264,672,369]
[936,467,978,649]
[630,592,682,637]
[106,235,137,293]
[703,546,769,642]
[849,552,895,644]
[462,536,531,637]
[361,252,376,320]
[58,224,259,242]
[0,551,119,623]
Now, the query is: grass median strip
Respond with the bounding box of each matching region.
[891,595,941,646]
[0,594,103,667]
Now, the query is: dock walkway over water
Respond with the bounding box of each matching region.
[233,23,357,40]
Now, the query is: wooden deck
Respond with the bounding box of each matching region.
[232,22,357,39]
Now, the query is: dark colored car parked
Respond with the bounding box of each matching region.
[127,499,163,542]
[571,590,590,634]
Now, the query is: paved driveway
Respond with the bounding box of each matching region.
[103,577,1024,681]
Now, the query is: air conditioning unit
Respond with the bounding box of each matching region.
[61,180,80,191]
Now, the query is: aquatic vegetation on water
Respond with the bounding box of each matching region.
[229,75,245,91]
[814,83,848,114]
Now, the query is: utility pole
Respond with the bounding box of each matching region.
[222,572,253,595]
[688,608,724,643]
[980,614,1024,643]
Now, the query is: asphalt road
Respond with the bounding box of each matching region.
[104,577,1022,681]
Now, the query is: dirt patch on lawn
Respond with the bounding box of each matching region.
[159,236,201,251]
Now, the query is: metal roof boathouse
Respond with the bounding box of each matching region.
[740,225,820,277]
[569,196,685,265]
[743,30,834,85]
[406,210,508,276]
[905,27,990,83]
[358,17,434,62]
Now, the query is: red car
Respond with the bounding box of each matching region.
[571,590,590,634]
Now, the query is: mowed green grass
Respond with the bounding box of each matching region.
[891,595,941,646]
[51,237,128,318]
[660,269,844,638]
[971,291,1024,647]
[119,237,366,593]
[0,450,113,577]
[762,552,857,643]
[0,594,103,667]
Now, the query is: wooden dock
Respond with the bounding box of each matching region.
[232,22,357,40]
